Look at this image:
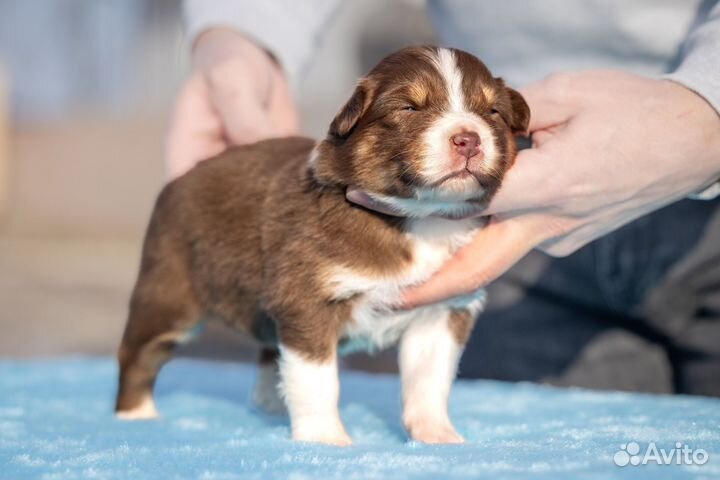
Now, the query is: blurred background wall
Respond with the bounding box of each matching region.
[0,0,435,369]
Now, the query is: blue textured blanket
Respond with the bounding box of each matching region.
[1,358,718,479]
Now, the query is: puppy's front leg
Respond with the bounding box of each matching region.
[278,345,351,446]
[399,309,470,444]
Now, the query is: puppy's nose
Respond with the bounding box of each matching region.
[451,132,481,158]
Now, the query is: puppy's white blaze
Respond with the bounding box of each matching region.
[421,48,501,189]
[399,312,463,442]
[434,48,465,113]
[278,346,350,445]
[115,393,159,420]
[252,362,285,414]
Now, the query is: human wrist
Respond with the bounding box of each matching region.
[661,80,720,199]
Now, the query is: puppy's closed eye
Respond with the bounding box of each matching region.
[490,107,511,125]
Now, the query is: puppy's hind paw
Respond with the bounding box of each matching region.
[252,363,287,415]
[252,385,287,415]
[115,396,159,420]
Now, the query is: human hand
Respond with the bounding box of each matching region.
[401,70,720,309]
[165,28,299,179]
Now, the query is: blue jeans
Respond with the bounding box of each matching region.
[461,197,720,396]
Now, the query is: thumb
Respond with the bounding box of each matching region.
[520,76,576,133]
[399,216,542,310]
[482,147,548,215]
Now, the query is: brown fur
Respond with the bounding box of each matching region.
[448,310,476,345]
[115,46,529,414]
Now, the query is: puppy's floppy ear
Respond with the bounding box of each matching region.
[328,79,374,139]
[506,87,530,135]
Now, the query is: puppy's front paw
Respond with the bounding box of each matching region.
[405,418,464,444]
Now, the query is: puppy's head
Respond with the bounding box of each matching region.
[312,46,529,216]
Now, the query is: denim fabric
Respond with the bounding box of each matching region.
[460,198,720,396]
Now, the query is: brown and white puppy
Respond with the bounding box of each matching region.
[115,46,529,446]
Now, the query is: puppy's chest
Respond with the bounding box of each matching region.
[325,219,481,353]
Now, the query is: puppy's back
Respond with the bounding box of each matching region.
[139,136,316,328]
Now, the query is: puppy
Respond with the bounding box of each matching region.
[115,46,529,446]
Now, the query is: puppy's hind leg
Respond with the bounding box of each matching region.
[115,254,201,420]
[252,347,286,414]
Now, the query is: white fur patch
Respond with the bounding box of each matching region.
[433,48,465,113]
[326,217,484,352]
[399,311,464,443]
[115,393,159,420]
[278,346,351,446]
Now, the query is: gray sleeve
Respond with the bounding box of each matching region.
[664,1,720,113]
[183,0,341,87]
